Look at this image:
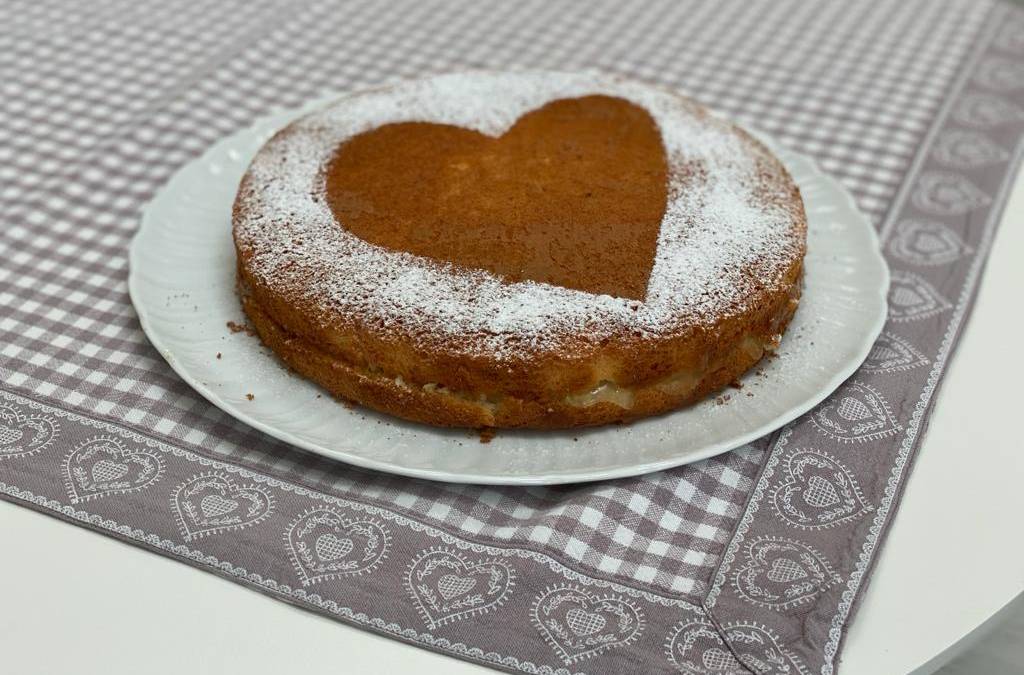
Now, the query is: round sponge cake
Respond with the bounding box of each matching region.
[232,71,806,429]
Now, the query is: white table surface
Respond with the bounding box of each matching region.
[1,179,1022,674]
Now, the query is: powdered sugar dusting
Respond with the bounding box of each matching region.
[234,71,805,359]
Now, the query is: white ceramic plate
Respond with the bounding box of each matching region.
[129,95,889,485]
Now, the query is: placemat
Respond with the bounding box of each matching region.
[2,0,1023,672]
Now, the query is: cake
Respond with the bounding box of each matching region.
[232,72,806,429]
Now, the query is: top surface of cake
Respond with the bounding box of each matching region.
[233,71,806,361]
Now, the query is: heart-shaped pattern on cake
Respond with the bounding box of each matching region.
[63,436,164,503]
[531,585,644,664]
[406,547,515,629]
[172,472,275,541]
[0,403,59,460]
[665,618,810,674]
[285,508,390,585]
[733,537,840,610]
[810,380,901,443]
[324,95,668,300]
[771,448,873,529]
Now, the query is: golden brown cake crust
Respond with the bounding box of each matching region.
[232,72,807,429]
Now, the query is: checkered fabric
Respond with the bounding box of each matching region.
[0,0,992,601]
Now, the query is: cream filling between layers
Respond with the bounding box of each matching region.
[397,333,773,412]
[561,334,769,408]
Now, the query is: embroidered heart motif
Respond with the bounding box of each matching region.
[862,331,929,373]
[771,448,874,530]
[933,130,1009,168]
[64,436,164,503]
[531,586,644,664]
[912,171,990,215]
[666,619,809,675]
[953,93,1024,127]
[887,271,952,322]
[976,57,1024,91]
[733,537,840,610]
[172,472,274,541]
[407,548,515,629]
[766,557,807,583]
[0,403,59,460]
[285,508,390,585]
[811,381,901,443]
[437,574,476,600]
[890,219,971,267]
[315,533,354,561]
[324,95,668,300]
[201,494,239,518]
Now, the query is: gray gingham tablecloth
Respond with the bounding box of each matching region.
[2,1,1024,673]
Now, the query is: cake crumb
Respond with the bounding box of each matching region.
[216,352,222,359]
[478,427,496,443]
[227,320,256,336]
[246,393,254,401]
